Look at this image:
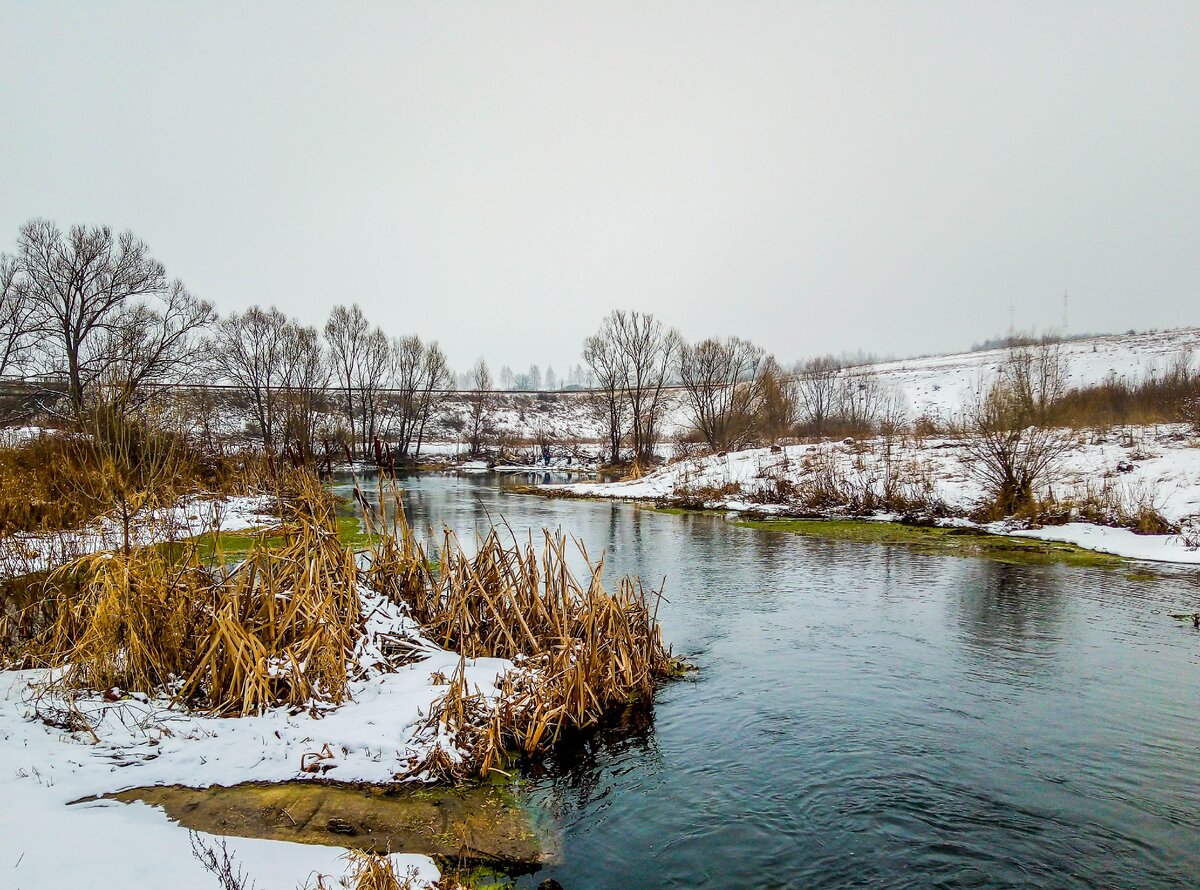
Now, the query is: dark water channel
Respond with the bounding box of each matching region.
[334,471,1200,889]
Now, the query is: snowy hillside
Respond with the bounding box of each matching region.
[850,328,1200,421]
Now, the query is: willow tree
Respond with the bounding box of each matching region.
[678,336,764,450]
[11,220,212,416]
[584,310,679,464]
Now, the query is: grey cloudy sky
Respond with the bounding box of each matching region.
[2,1,1197,376]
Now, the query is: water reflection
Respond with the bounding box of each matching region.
[954,561,1068,676]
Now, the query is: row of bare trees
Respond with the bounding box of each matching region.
[0,221,465,462]
[214,304,454,460]
[579,310,916,464]
[319,305,452,459]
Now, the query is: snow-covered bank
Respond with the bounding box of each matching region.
[0,494,277,578]
[0,587,512,889]
[546,426,1200,565]
[1005,523,1200,565]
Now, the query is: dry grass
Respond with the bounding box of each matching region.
[367,499,678,781]
[339,851,422,890]
[1048,476,1175,535]
[1047,351,1199,428]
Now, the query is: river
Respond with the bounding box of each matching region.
[336,470,1200,889]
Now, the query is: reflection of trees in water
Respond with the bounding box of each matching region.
[953,560,1068,669]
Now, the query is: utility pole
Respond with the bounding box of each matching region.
[1062,291,1069,334]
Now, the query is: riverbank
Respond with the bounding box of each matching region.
[733,518,1129,569]
[1,476,678,889]
[535,426,1200,566]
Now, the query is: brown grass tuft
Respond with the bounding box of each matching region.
[29,475,364,715]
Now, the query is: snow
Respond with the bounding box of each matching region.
[1007,523,1200,565]
[0,588,513,889]
[0,425,58,448]
[0,494,278,578]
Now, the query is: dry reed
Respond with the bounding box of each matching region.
[29,475,364,715]
[339,851,422,890]
[364,488,678,780]
[26,465,679,778]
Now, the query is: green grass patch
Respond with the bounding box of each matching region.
[647,504,730,516]
[187,514,379,564]
[734,518,1126,568]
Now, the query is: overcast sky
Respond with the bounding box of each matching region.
[1,1,1197,376]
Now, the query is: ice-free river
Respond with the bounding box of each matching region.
[338,470,1200,889]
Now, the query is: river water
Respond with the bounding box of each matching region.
[338,471,1200,889]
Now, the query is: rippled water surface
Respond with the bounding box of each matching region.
[339,472,1200,889]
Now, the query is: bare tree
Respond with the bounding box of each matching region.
[466,358,493,456]
[88,281,215,413]
[580,311,681,465]
[678,336,764,450]
[14,220,211,415]
[599,310,679,464]
[582,328,627,463]
[388,334,424,456]
[387,335,451,459]
[324,304,370,456]
[355,326,390,457]
[411,341,451,459]
[0,254,34,376]
[279,322,330,461]
[959,343,1072,515]
[796,355,842,436]
[215,306,290,450]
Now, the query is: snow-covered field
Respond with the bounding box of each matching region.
[550,425,1200,565]
[856,328,1200,421]
[0,587,511,889]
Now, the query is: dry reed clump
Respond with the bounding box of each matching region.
[743,444,946,517]
[308,851,470,890]
[28,477,365,716]
[336,851,423,890]
[36,549,212,694]
[1049,476,1176,535]
[370,512,678,781]
[180,483,362,714]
